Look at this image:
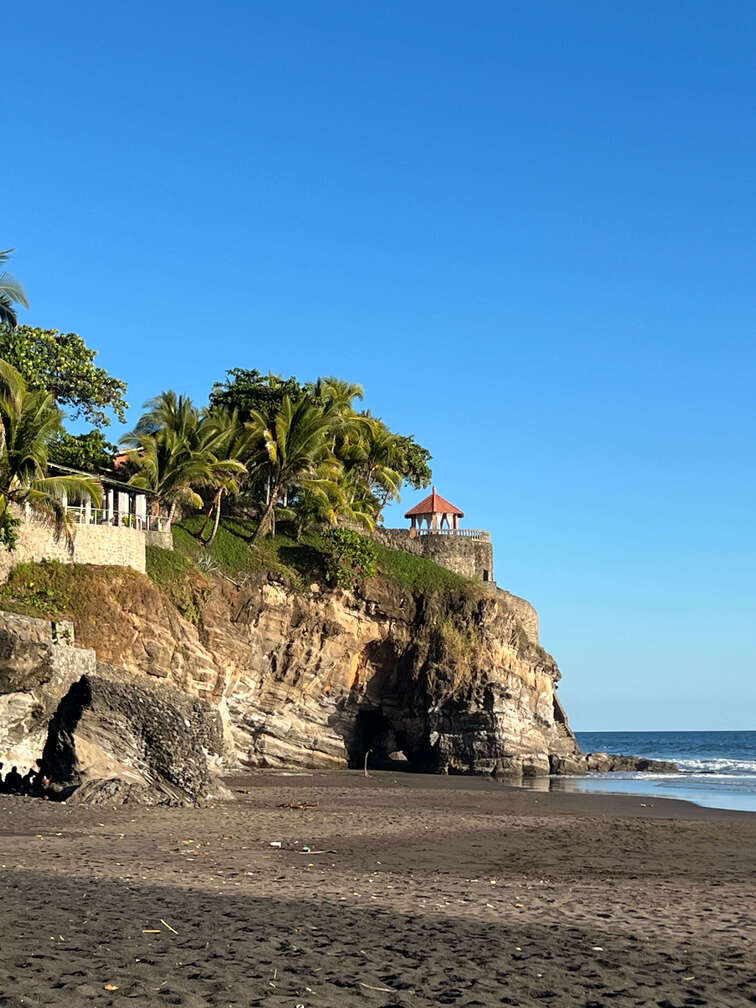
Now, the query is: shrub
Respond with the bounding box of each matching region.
[145,546,205,624]
[320,528,377,589]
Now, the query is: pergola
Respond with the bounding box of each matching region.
[405,487,464,531]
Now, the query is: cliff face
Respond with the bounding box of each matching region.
[14,564,578,776]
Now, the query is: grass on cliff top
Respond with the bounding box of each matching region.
[0,559,72,619]
[171,515,319,588]
[170,515,473,598]
[370,540,470,595]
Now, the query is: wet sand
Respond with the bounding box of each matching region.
[0,770,753,1007]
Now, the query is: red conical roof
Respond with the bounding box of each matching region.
[405,487,464,518]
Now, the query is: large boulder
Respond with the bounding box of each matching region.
[42,664,230,806]
[0,611,96,767]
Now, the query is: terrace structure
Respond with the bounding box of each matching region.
[0,464,172,582]
[373,487,494,583]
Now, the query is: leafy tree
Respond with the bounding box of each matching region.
[48,430,117,473]
[209,369,306,427]
[0,325,128,427]
[393,434,432,491]
[0,359,102,548]
[0,251,29,331]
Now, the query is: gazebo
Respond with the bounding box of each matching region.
[405,487,464,531]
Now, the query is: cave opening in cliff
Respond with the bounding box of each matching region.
[349,708,410,770]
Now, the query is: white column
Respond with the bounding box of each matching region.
[118,491,130,526]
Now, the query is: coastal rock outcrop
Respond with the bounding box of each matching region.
[0,564,680,783]
[553,752,678,774]
[1,564,580,777]
[42,664,230,806]
[0,611,95,767]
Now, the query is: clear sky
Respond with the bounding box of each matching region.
[5,2,756,730]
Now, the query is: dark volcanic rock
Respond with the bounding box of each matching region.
[550,751,678,775]
[42,665,230,806]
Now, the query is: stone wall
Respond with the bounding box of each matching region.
[0,510,146,581]
[371,527,494,582]
[145,529,174,551]
[421,534,494,582]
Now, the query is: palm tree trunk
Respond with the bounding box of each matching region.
[251,482,279,544]
[207,490,225,547]
[199,503,214,539]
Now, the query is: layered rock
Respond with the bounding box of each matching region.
[42,664,229,805]
[0,564,678,783]
[0,611,95,767]
[551,752,678,774]
[12,564,580,776]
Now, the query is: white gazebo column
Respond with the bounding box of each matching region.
[84,496,92,524]
[105,488,114,524]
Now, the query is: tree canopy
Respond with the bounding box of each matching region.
[0,251,29,331]
[0,359,101,548]
[126,368,433,541]
[0,325,128,427]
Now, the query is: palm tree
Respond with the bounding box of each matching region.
[0,359,101,544]
[196,409,249,546]
[123,394,246,527]
[247,394,337,542]
[0,251,29,331]
[122,390,198,445]
[123,429,204,523]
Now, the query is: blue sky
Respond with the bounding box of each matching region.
[5,2,756,729]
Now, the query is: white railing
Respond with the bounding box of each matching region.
[65,506,170,533]
[417,528,490,540]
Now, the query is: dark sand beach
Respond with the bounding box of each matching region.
[0,771,753,1007]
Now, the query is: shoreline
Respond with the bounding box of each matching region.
[1,769,753,1006]
[228,767,756,818]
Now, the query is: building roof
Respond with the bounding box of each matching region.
[48,462,156,496]
[405,487,464,518]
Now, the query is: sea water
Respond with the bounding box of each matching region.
[546,731,756,813]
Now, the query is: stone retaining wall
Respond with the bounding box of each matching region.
[145,529,174,551]
[371,527,494,582]
[0,510,146,581]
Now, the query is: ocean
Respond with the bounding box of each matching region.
[543,731,756,813]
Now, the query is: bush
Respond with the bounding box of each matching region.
[145,545,206,624]
[320,528,377,589]
[0,559,68,617]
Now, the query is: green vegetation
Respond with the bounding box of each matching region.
[171,515,318,589]
[145,545,206,625]
[0,251,29,331]
[370,540,469,595]
[122,370,432,546]
[48,429,118,473]
[0,560,69,618]
[0,324,128,427]
[122,392,245,526]
[320,527,377,588]
[168,513,472,603]
[0,359,102,547]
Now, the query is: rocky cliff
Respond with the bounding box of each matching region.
[0,560,579,779]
